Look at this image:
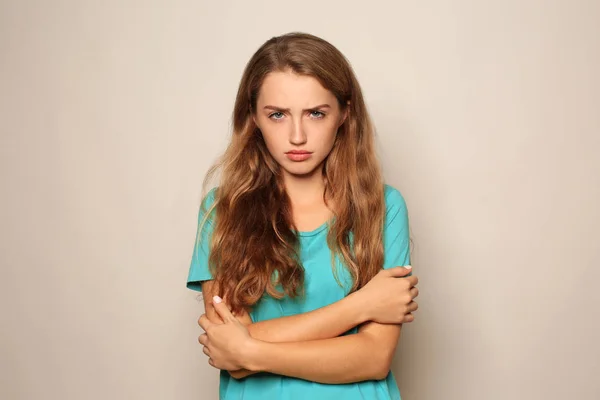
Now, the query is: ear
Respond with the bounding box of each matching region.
[248,104,257,125]
[339,102,350,127]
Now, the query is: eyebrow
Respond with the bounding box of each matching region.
[263,104,332,112]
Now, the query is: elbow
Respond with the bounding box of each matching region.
[372,367,391,381]
[228,369,251,380]
[356,329,398,382]
[371,365,391,381]
[228,370,244,380]
[370,347,394,381]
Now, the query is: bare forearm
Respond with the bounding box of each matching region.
[202,279,369,344]
[242,332,390,384]
[229,292,367,380]
[247,291,367,343]
[200,265,416,380]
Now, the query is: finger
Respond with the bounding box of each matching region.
[212,296,236,323]
[198,314,212,331]
[406,275,419,287]
[386,265,413,277]
[410,287,419,299]
[407,301,419,313]
[198,333,208,346]
[203,346,211,357]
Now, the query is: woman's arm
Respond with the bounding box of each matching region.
[201,281,365,342]
[199,268,417,379]
[200,266,415,343]
[200,280,367,380]
[246,323,401,383]
[200,299,403,384]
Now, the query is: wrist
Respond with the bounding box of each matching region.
[240,338,267,372]
[345,290,370,325]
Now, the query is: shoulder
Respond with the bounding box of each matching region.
[197,187,219,225]
[383,184,408,212]
[201,186,218,208]
[382,185,410,249]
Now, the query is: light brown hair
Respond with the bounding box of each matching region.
[199,32,385,313]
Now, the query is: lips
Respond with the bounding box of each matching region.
[285,150,312,161]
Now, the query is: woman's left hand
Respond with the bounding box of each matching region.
[198,296,256,371]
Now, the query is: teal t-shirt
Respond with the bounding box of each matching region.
[187,184,411,400]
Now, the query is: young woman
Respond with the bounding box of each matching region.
[187,32,419,400]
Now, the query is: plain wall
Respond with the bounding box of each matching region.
[1,1,599,399]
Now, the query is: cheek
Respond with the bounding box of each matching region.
[314,124,338,152]
[260,129,285,155]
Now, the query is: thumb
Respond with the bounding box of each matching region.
[212,296,235,322]
[387,265,413,277]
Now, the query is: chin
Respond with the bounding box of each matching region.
[281,163,321,178]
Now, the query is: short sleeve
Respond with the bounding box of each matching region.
[186,188,218,292]
[382,184,412,270]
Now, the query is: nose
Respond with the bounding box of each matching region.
[289,119,307,146]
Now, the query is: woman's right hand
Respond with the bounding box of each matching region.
[356,266,419,324]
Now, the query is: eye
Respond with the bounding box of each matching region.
[309,110,325,119]
[268,112,285,120]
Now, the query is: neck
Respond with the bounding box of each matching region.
[282,167,326,206]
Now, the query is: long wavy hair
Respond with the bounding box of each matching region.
[198,32,386,313]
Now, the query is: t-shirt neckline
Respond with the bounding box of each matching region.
[297,219,332,237]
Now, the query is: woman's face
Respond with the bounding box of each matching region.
[253,70,347,179]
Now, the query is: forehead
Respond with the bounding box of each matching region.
[257,71,336,107]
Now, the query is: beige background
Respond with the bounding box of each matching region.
[1,0,599,399]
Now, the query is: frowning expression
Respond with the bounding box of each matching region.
[253,70,347,178]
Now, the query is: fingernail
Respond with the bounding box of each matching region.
[213,296,222,304]
[405,265,412,269]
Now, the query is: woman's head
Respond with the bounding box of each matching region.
[230,32,372,182]
[202,33,386,313]
[252,70,346,179]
